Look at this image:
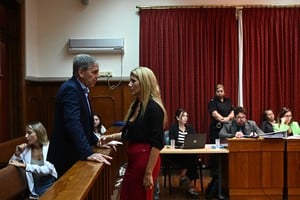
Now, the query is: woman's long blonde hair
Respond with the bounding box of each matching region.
[27,121,49,145]
[124,66,167,127]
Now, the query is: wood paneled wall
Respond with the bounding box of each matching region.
[25,79,131,136]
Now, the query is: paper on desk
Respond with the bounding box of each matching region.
[287,135,300,139]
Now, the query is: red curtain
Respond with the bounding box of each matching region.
[139,8,238,133]
[242,8,300,123]
[0,4,8,142]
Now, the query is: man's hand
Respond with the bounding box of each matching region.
[235,131,244,138]
[87,153,112,165]
[250,132,258,137]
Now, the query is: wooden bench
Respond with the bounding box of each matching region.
[0,137,26,168]
[0,164,27,200]
[0,137,28,200]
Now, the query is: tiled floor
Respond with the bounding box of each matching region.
[157,169,217,200]
[112,168,220,200]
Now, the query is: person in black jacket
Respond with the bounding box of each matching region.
[260,109,276,133]
[99,66,167,200]
[169,108,200,198]
[206,84,234,199]
[47,54,112,178]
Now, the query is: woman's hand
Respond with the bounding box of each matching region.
[97,135,113,147]
[143,173,154,190]
[97,135,122,151]
[9,160,26,168]
[221,116,231,123]
[15,143,27,157]
[281,117,287,124]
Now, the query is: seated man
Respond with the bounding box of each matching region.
[219,106,264,139]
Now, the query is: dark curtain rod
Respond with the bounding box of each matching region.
[136,4,300,10]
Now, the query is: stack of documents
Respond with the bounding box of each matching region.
[261,131,287,139]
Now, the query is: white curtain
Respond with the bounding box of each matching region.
[237,8,243,106]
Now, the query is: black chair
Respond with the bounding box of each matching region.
[161,130,204,193]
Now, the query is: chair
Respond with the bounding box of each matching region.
[161,130,204,193]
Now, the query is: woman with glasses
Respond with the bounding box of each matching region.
[273,107,300,136]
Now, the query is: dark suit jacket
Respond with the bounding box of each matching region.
[219,120,264,140]
[47,76,98,177]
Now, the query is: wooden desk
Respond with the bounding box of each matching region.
[160,144,229,199]
[286,139,300,199]
[227,138,284,200]
[160,144,229,155]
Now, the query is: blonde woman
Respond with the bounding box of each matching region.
[100,66,167,200]
[9,121,57,198]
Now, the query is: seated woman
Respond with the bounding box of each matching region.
[9,121,57,199]
[273,107,300,136]
[169,108,199,198]
[260,109,276,133]
[93,113,107,139]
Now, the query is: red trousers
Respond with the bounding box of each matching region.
[120,143,161,200]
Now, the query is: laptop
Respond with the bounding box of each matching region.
[182,134,207,149]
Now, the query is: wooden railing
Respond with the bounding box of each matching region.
[40,126,126,200]
[40,148,117,200]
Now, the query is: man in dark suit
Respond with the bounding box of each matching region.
[47,54,112,178]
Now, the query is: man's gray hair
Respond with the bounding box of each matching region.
[73,54,97,76]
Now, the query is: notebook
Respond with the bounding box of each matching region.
[182,134,207,149]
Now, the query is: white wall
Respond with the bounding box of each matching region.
[25,0,300,78]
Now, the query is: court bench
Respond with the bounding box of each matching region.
[0,165,27,200]
[0,137,28,200]
[0,137,26,168]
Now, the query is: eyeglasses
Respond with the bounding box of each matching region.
[236,116,246,119]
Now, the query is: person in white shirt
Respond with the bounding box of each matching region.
[9,121,57,198]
